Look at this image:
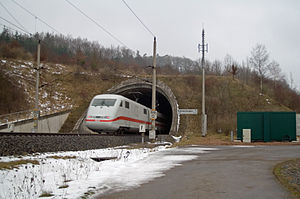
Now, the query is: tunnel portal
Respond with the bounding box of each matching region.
[108,78,179,135]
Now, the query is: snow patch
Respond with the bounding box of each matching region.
[171,135,182,142]
[42,92,48,99]
[24,61,33,66]
[0,146,218,198]
[231,145,255,148]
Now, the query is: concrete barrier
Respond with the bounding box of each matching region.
[0,110,70,133]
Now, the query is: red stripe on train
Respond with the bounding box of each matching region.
[85,116,167,127]
[102,116,152,125]
[85,119,96,122]
[85,117,151,125]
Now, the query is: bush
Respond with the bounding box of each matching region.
[0,41,32,60]
[0,72,29,114]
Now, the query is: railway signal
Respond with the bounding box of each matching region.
[139,124,146,143]
[150,110,157,120]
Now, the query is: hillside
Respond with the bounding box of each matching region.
[160,75,290,136]
[0,59,73,115]
[0,58,291,136]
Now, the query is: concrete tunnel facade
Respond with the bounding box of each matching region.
[108,78,179,135]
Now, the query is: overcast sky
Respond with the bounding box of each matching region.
[1,0,300,89]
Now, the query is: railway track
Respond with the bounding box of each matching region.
[0,132,170,156]
[0,132,147,156]
[0,132,139,137]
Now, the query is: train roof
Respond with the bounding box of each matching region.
[92,94,148,108]
[93,94,124,99]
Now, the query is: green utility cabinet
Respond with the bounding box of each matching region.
[237,112,296,142]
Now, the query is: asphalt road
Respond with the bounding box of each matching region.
[98,145,300,199]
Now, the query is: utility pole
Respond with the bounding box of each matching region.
[150,37,157,140]
[33,40,41,132]
[198,29,208,137]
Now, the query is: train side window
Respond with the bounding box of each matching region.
[125,101,129,109]
[143,109,147,115]
[120,101,123,107]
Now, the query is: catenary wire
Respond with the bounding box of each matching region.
[0,16,31,35]
[121,0,155,38]
[10,0,62,35]
[0,23,22,33]
[64,0,128,48]
[0,2,29,33]
[0,17,54,47]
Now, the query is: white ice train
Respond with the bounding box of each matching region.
[85,94,166,134]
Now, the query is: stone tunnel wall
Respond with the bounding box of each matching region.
[108,78,179,135]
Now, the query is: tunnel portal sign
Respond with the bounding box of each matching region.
[149,130,156,139]
[150,110,157,120]
[178,109,198,115]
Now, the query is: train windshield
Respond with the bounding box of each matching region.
[92,99,116,107]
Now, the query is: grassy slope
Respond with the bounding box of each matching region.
[160,75,290,137]
[273,159,300,198]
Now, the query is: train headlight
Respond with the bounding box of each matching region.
[96,116,110,119]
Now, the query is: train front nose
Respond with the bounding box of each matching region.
[85,116,117,132]
[85,118,100,130]
[85,97,118,132]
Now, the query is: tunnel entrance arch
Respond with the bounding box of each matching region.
[108,78,179,135]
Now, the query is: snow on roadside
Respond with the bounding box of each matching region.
[231,145,255,148]
[0,145,217,199]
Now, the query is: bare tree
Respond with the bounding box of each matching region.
[230,64,238,79]
[249,44,269,93]
[267,60,281,89]
[289,72,295,90]
[211,60,222,76]
[223,54,234,75]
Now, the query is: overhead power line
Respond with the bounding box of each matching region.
[121,0,155,38]
[64,0,128,48]
[10,0,62,35]
[0,16,31,35]
[0,1,29,33]
[0,22,22,33]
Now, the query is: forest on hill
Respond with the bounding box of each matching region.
[0,29,299,117]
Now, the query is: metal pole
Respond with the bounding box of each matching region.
[33,40,40,132]
[201,29,207,137]
[150,37,157,140]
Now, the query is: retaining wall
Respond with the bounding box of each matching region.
[0,111,70,133]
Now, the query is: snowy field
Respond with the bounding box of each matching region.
[0,144,218,199]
